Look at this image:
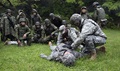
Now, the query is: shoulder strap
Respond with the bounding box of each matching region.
[79,19,85,32]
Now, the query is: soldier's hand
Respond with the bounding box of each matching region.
[17,40,21,44]
[23,34,27,39]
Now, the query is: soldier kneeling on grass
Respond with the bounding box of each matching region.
[70,14,107,60]
[15,18,31,46]
[32,21,44,43]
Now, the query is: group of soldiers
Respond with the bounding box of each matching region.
[0,8,62,46]
[40,2,107,66]
[0,2,107,66]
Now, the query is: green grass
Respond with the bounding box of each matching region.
[0,29,120,71]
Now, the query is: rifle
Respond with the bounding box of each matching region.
[42,30,58,43]
[7,16,15,31]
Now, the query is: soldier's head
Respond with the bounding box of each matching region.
[49,13,55,18]
[18,9,23,14]
[81,6,87,14]
[70,14,82,26]
[44,18,51,26]
[93,2,99,7]
[62,51,75,66]
[32,9,38,15]
[6,9,12,16]
[35,21,41,28]
[19,18,26,26]
[59,25,68,38]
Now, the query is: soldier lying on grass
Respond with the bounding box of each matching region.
[40,42,82,67]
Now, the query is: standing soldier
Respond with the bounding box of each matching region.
[16,9,30,27]
[92,2,107,27]
[49,13,62,28]
[0,16,1,34]
[1,9,16,42]
[80,6,91,19]
[32,21,44,43]
[31,9,42,28]
[42,18,58,43]
[15,18,31,46]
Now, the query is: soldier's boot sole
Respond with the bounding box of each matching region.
[97,46,106,53]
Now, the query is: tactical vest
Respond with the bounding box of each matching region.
[18,26,28,38]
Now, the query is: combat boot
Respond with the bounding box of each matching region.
[96,46,106,53]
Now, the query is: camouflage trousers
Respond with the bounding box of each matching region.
[81,35,106,54]
[19,35,32,46]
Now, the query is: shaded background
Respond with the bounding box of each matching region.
[0,0,120,28]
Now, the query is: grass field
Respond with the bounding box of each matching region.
[0,29,120,71]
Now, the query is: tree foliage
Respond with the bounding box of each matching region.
[0,0,120,27]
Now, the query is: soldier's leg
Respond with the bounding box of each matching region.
[32,35,38,43]
[18,39,24,46]
[9,35,16,41]
[43,36,51,43]
[40,49,57,61]
[84,35,106,60]
[84,36,96,60]
[1,35,6,42]
[4,35,9,41]
[26,35,32,46]
[40,53,54,60]
[72,51,83,59]
[49,42,57,51]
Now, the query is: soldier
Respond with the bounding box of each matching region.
[32,21,44,43]
[16,9,30,27]
[70,14,107,60]
[92,2,107,27]
[0,16,1,33]
[15,18,31,46]
[40,42,82,66]
[31,9,42,28]
[80,6,91,19]
[49,13,62,28]
[42,18,58,43]
[57,25,80,46]
[1,9,16,42]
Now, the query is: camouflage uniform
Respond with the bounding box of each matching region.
[31,9,42,28]
[70,14,107,60]
[0,9,16,41]
[57,25,80,46]
[49,13,62,28]
[0,16,1,33]
[80,6,91,19]
[42,19,58,43]
[93,2,107,27]
[40,43,82,66]
[17,10,30,27]
[15,18,31,46]
[32,22,44,43]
